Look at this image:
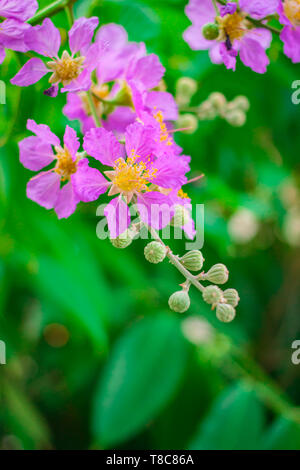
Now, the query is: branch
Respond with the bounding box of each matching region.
[28,0,78,25]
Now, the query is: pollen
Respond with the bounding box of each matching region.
[216,12,248,42]
[54,145,77,181]
[47,51,85,86]
[178,188,189,199]
[153,110,173,146]
[283,0,300,26]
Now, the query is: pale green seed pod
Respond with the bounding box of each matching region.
[171,204,191,227]
[231,95,250,112]
[177,114,198,134]
[202,23,220,40]
[223,288,240,307]
[202,285,223,305]
[110,229,133,249]
[180,250,204,272]
[225,109,246,127]
[168,290,190,313]
[205,263,229,284]
[176,77,198,98]
[144,241,167,264]
[208,92,227,112]
[216,303,236,323]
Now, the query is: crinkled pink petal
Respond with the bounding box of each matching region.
[54,181,78,219]
[209,43,223,64]
[183,25,215,51]
[27,171,60,210]
[104,107,136,136]
[25,18,61,57]
[96,23,128,50]
[220,2,237,16]
[220,43,237,71]
[277,1,292,27]
[152,155,189,189]
[104,196,131,238]
[61,68,92,93]
[19,136,54,171]
[0,19,30,52]
[130,54,165,90]
[68,16,99,55]
[83,127,124,166]
[125,122,157,161]
[0,0,38,21]
[239,0,278,20]
[145,91,178,121]
[63,93,94,133]
[63,126,80,159]
[10,57,49,86]
[137,191,174,230]
[72,159,109,202]
[246,28,272,49]
[0,46,5,64]
[239,37,269,73]
[27,119,60,146]
[280,26,300,63]
[185,0,215,26]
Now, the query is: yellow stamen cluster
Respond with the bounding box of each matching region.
[48,51,85,86]
[54,145,77,181]
[283,0,300,26]
[216,12,248,42]
[80,84,110,116]
[112,154,157,193]
[178,188,189,199]
[153,110,173,146]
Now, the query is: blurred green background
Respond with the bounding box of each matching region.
[0,0,300,450]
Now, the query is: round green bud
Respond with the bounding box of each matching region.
[180,250,204,272]
[110,230,133,249]
[168,290,190,313]
[176,77,198,98]
[216,303,236,323]
[171,204,191,227]
[202,23,220,40]
[202,285,223,305]
[144,241,167,264]
[205,263,229,284]
[223,288,240,307]
[225,109,246,127]
[177,114,198,134]
[197,101,218,120]
[231,95,250,112]
[208,92,227,111]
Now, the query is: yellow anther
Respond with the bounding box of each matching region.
[283,0,300,26]
[216,12,248,42]
[47,51,85,86]
[54,145,78,181]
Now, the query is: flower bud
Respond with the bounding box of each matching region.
[208,92,227,111]
[225,109,246,127]
[202,23,220,40]
[177,114,198,134]
[231,95,250,112]
[180,250,204,272]
[144,241,167,264]
[168,290,190,313]
[202,285,223,305]
[110,229,133,249]
[216,303,236,323]
[198,101,217,120]
[205,263,229,284]
[171,204,191,227]
[176,77,198,99]
[223,288,240,307]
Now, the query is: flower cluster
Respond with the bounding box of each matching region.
[183,0,300,72]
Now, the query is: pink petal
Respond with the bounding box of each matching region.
[130,54,165,90]
[239,0,278,20]
[27,119,60,146]
[83,127,124,166]
[239,38,269,73]
[19,136,54,171]
[54,181,78,219]
[63,126,80,158]
[137,191,174,230]
[0,19,30,52]
[153,155,189,189]
[280,26,300,63]
[185,0,215,26]
[104,196,131,238]
[26,171,60,209]
[24,18,61,57]
[145,91,178,121]
[0,46,5,64]
[0,0,38,21]
[183,25,215,51]
[125,122,157,161]
[68,16,99,55]
[72,159,109,202]
[10,57,49,86]
[61,68,92,93]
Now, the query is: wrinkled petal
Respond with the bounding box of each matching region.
[104,196,131,238]
[0,19,30,52]
[25,18,61,57]
[0,0,38,21]
[10,57,49,86]
[19,136,54,171]
[0,46,5,64]
[220,2,237,16]
[145,91,178,121]
[185,0,215,26]
[239,37,269,73]
[68,16,99,55]
[183,25,215,50]
[239,0,278,20]
[54,181,78,219]
[83,127,124,166]
[27,171,60,209]
[129,54,165,90]
[61,68,92,93]
[280,26,300,63]
[137,191,174,230]
[153,155,189,189]
[27,119,60,146]
[63,126,80,158]
[125,122,157,161]
[72,159,109,202]
[220,43,237,71]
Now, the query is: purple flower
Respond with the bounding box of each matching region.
[19,119,86,218]
[0,0,38,63]
[183,0,278,73]
[11,17,99,95]
[72,122,191,237]
[278,0,300,63]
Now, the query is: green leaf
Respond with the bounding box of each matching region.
[92,313,187,447]
[262,417,300,450]
[189,381,264,450]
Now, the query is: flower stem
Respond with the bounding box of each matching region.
[86,90,102,128]
[29,0,78,26]
[64,3,75,28]
[211,0,219,15]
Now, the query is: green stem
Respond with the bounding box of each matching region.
[86,90,102,128]
[212,0,219,15]
[64,3,75,28]
[29,0,78,26]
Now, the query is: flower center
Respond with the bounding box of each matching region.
[80,84,110,116]
[54,146,77,181]
[217,12,247,42]
[111,153,157,193]
[47,51,85,86]
[283,0,300,26]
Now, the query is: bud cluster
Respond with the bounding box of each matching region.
[198,93,250,127]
